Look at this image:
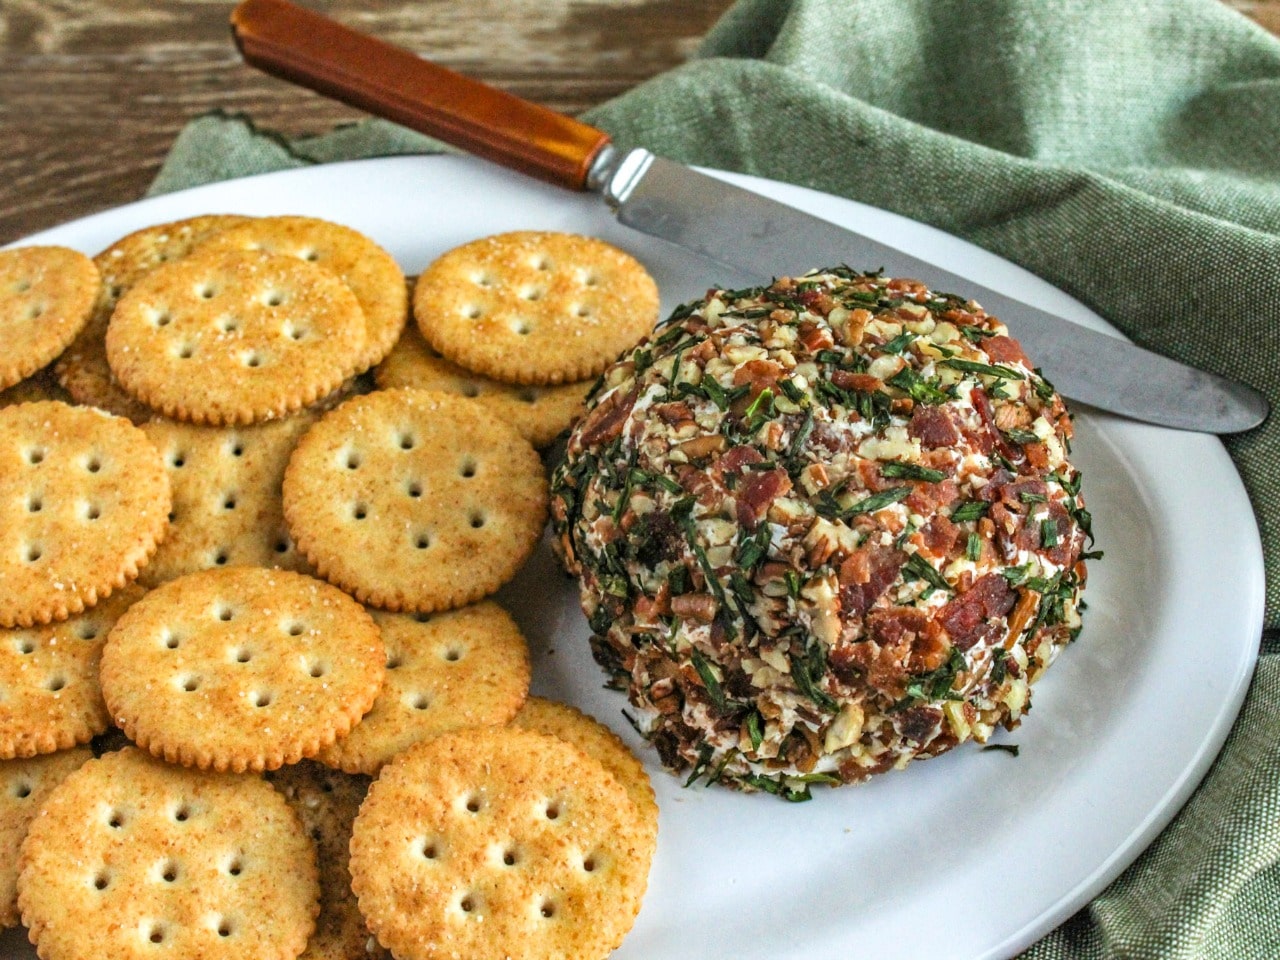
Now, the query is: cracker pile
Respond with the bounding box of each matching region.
[0,216,660,960]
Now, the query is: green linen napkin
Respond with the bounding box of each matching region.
[151,0,1280,955]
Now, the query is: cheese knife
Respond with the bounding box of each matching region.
[230,0,1269,434]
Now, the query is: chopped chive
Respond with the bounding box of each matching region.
[1040,518,1060,548]
[966,532,981,561]
[950,501,989,523]
[942,358,1026,380]
[844,486,912,518]
[881,331,915,354]
[747,711,764,751]
[880,461,946,482]
[902,553,951,593]
[690,649,726,712]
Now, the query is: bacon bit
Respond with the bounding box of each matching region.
[575,386,637,448]
[983,335,1031,368]
[970,387,1018,461]
[838,545,906,620]
[865,607,949,673]
[937,573,1015,650]
[675,464,725,508]
[676,434,728,461]
[1024,441,1049,470]
[732,359,784,400]
[899,705,943,742]
[717,444,765,480]
[736,468,792,530]
[909,405,960,448]
[652,401,694,425]
[917,515,960,558]
[1005,588,1040,644]
[887,277,929,297]
[994,402,1032,432]
[906,479,959,517]
[831,370,883,393]
[797,320,835,353]
[672,593,718,623]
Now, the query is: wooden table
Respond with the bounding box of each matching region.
[1,0,1276,244]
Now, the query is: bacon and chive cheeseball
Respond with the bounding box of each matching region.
[550,269,1094,800]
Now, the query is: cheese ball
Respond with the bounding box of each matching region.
[550,269,1093,798]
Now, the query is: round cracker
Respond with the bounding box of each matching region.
[139,414,317,586]
[106,249,367,425]
[0,401,170,628]
[17,747,319,960]
[282,389,548,613]
[414,231,659,385]
[195,216,407,373]
[0,247,99,391]
[266,762,389,960]
[99,567,385,773]
[0,747,92,929]
[55,215,254,423]
[318,603,530,775]
[350,726,655,960]
[375,321,588,447]
[0,586,145,759]
[512,697,657,837]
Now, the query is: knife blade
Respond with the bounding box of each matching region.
[600,150,1269,433]
[230,0,1269,434]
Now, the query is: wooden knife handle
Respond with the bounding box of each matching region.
[230,0,612,190]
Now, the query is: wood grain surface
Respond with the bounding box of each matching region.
[0,0,1276,244]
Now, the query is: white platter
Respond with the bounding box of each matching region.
[2,156,1263,960]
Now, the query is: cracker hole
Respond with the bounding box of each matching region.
[473,273,494,287]
[225,856,244,877]
[26,495,42,513]
[24,544,43,563]
[243,352,262,368]
[76,623,99,641]
[12,780,32,799]
[163,632,180,650]
[503,848,519,866]
[544,801,561,821]
[232,647,252,664]
[512,320,532,336]
[414,533,431,550]
[92,871,110,891]
[215,605,234,622]
[460,896,475,913]
[469,512,486,529]
[464,306,483,320]
[15,638,34,655]
[109,284,123,299]
[397,433,416,451]
[25,447,45,465]
[302,249,320,262]
[460,382,481,398]
[583,273,600,287]
[464,794,482,813]
[217,316,239,333]
[520,287,543,301]
[216,918,234,938]
[198,284,217,300]
[413,612,432,623]
[263,290,285,307]
[84,503,101,521]
[229,442,244,457]
[345,451,361,470]
[420,840,438,860]
[583,855,597,873]
[307,661,327,679]
[533,257,552,271]
[177,343,195,360]
[517,389,538,404]
[251,691,273,708]
[285,622,305,637]
[159,861,179,883]
[12,278,31,293]
[283,323,306,341]
[85,456,102,474]
[406,480,423,499]
[213,549,229,566]
[179,676,200,693]
[540,900,556,919]
[352,503,368,520]
[151,309,172,329]
[26,303,45,320]
[147,924,167,944]
[386,654,403,670]
[443,648,462,663]
[107,810,126,829]
[274,537,290,554]
[223,495,237,510]
[410,692,431,711]
[169,452,186,468]
[173,804,191,823]
[575,305,592,318]
[46,675,66,692]
[168,511,177,522]
[459,459,477,478]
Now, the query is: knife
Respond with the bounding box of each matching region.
[230,0,1268,434]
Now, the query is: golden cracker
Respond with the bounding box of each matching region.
[0,247,99,391]
[196,216,407,373]
[106,250,366,425]
[512,697,658,837]
[18,748,319,960]
[375,320,588,447]
[266,762,389,960]
[55,215,254,423]
[283,389,548,613]
[100,567,385,773]
[414,231,659,385]
[0,586,145,759]
[0,401,170,628]
[0,747,92,928]
[318,602,530,775]
[350,727,655,960]
[139,414,317,586]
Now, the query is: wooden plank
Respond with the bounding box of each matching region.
[0,0,1276,243]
